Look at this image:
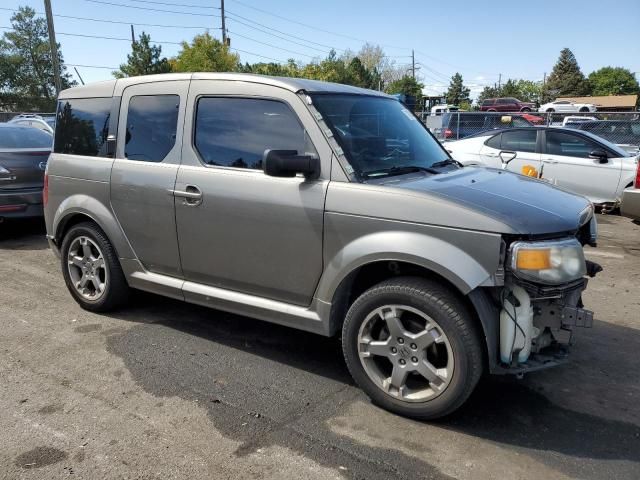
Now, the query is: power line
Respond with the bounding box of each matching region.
[0,7,217,30]
[228,30,317,59]
[82,0,220,17]
[127,0,218,8]
[225,17,330,54]
[227,0,410,50]
[225,11,342,52]
[65,63,119,70]
[0,26,290,65]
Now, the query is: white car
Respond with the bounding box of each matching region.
[445,126,637,206]
[538,100,597,113]
[8,114,54,134]
[562,115,598,127]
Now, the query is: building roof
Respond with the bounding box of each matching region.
[556,94,638,109]
[58,73,390,99]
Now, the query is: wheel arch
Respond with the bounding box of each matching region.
[53,194,134,260]
[325,259,495,370]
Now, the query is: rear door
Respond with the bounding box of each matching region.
[478,129,541,174]
[540,130,622,202]
[110,80,188,277]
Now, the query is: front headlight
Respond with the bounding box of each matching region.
[509,238,586,284]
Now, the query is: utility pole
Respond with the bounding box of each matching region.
[410,50,421,80]
[221,0,227,45]
[543,72,546,85]
[498,73,502,90]
[44,0,62,96]
[130,24,135,45]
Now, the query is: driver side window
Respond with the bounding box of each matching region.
[546,131,598,158]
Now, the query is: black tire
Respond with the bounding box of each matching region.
[547,108,555,113]
[579,107,589,113]
[342,277,483,420]
[521,107,531,112]
[60,221,130,312]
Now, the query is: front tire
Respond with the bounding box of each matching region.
[60,222,130,312]
[579,107,589,113]
[342,277,483,419]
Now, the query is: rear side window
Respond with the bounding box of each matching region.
[500,130,537,153]
[124,95,179,162]
[482,99,494,106]
[497,98,511,105]
[546,131,597,158]
[0,126,52,149]
[485,133,501,149]
[54,97,111,156]
[194,97,312,170]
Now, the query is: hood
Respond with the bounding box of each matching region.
[386,167,591,235]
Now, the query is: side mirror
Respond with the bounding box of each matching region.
[499,150,517,167]
[263,149,319,179]
[589,149,608,163]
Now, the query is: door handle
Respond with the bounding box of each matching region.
[485,152,498,157]
[542,159,559,164]
[169,185,203,206]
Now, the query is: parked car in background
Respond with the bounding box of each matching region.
[520,112,545,124]
[621,159,640,220]
[538,100,597,113]
[439,112,532,139]
[562,115,598,127]
[0,124,52,220]
[430,104,459,116]
[480,97,536,112]
[8,113,55,134]
[445,126,636,206]
[575,120,640,154]
[44,73,599,420]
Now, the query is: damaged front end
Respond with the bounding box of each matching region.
[492,217,601,375]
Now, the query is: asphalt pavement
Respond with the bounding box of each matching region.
[0,215,639,479]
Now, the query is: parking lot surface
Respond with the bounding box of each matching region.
[1,215,639,480]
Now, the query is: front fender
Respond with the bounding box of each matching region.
[52,193,135,260]
[316,229,501,304]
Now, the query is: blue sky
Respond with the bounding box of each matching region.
[2,0,639,98]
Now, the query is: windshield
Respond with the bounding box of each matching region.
[311,94,453,179]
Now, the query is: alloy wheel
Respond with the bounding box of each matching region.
[357,305,454,402]
[67,236,108,301]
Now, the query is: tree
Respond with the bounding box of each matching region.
[588,67,639,96]
[346,57,374,88]
[113,32,171,78]
[542,48,589,102]
[172,33,239,72]
[477,85,500,104]
[444,73,470,105]
[0,6,74,111]
[385,75,424,98]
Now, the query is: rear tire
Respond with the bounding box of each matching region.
[60,222,130,312]
[547,108,555,113]
[579,107,589,113]
[342,277,484,419]
[521,107,531,112]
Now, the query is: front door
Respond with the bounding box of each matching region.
[175,80,329,306]
[110,80,189,277]
[540,130,622,203]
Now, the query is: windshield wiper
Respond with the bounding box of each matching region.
[431,158,462,168]
[362,165,439,179]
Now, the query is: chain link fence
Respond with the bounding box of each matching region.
[423,111,640,153]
